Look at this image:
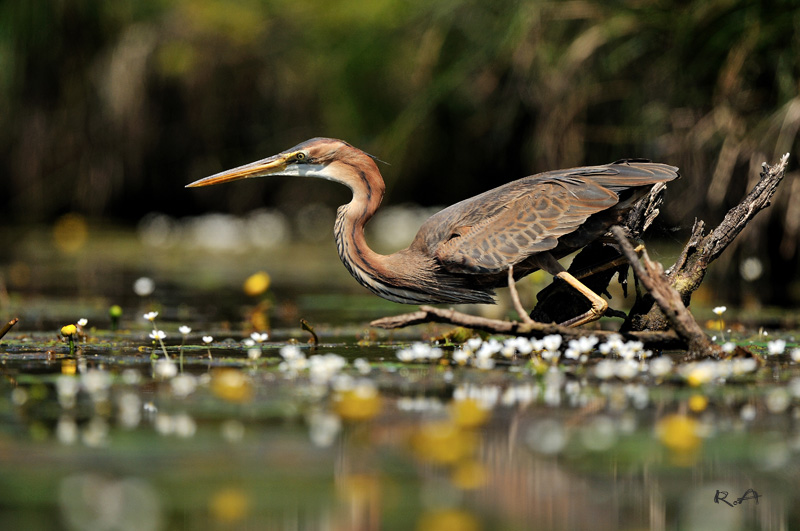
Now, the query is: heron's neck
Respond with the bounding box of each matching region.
[334,183,387,285]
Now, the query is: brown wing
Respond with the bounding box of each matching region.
[431,177,619,274]
[410,160,679,275]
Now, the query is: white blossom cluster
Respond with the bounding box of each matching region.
[678,358,759,384]
[443,333,656,370]
[277,346,349,386]
[396,343,444,362]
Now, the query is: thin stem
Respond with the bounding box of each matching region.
[151,322,170,360]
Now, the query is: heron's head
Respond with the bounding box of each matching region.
[186,137,379,191]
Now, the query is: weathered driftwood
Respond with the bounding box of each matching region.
[610,226,722,360]
[623,153,790,332]
[371,155,790,358]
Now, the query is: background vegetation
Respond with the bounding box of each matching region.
[2,0,799,306]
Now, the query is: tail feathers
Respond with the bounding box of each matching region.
[587,160,679,192]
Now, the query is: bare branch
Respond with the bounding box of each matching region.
[371,305,685,350]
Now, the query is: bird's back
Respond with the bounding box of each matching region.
[411,159,679,276]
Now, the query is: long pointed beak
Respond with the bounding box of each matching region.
[185,154,291,188]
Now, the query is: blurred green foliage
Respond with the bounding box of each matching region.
[2,0,799,303]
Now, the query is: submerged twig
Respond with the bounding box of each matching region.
[0,318,19,341]
[301,319,319,346]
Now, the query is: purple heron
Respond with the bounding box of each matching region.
[187,138,678,326]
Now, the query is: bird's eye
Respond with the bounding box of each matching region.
[295,152,307,162]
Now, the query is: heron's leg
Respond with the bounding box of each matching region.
[571,244,645,280]
[507,265,535,325]
[555,271,608,327]
[532,252,608,327]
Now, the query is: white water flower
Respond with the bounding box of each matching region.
[143,311,158,321]
[712,306,727,316]
[767,339,786,356]
[133,276,155,296]
[541,348,560,361]
[154,359,178,379]
[465,337,483,352]
[570,335,598,354]
[353,358,371,374]
[542,334,563,352]
[721,342,736,354]
[56,376,80,408]
[77,318,88,327]
[452,349,471,364]
[598,335,624,356]
[202,335,213,344]
[474,357,495,370]
[504,337,534,356]
[649,356,673,377]
[615,360,640,380]
[396,342,444,362]
[171,374,197,398]
[396,349,415,362]
[618,340,644,360]
[149,330,166,340]
[309,353,347,384]
[81,370,112,402]
[179,325,191,335]
[731,358,758,375]
[250,332,269,343]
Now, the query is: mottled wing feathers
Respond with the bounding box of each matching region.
[413,161,678,275]
[433,178,618,273]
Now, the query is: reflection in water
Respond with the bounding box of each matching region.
[0,333,797,530]
[59,474,162,531]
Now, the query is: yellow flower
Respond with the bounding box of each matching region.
[333,386,382,421]
[417,509,480,531]
[411,421,476,464]
[61,324,77,337]
[450,399,489,429]
[210,369,253,403]
[451,460,487,490]
[657,414,701,454]
[52,213,88,254]
[209,487,249,523]
[688,394,708,412]
[243,271,271,296]
[61,359,77,375]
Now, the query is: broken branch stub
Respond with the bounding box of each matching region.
[610,226,722,360]
[623,153,790,332]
